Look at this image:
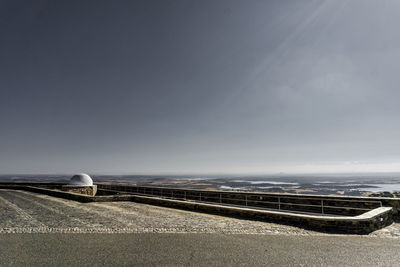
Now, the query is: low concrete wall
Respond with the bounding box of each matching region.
[61,185,97,197]
[0,185,135,202]
[128,194,393,234]
[25,186,96,202]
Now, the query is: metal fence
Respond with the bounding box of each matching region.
[96,184,382,216]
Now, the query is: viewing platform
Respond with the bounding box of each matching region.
[0,182,397,234]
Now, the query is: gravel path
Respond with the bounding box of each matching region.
[1,189,399,237]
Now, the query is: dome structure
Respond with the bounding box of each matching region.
[68,173,93,187]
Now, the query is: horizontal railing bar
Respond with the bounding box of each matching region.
[128,194,370,214]
[97,188,380,209]
[97,188,377,212]
[96,184,382,203]
[97,184,382,204]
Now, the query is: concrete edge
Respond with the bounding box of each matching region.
[355,207,393,219]
[129,194,392,222]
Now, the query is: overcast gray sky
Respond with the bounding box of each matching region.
[1,0,400,174]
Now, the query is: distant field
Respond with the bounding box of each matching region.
[2,173,400,196]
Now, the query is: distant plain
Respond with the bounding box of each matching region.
[2,173,400,196]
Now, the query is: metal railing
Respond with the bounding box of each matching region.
[96,184,383,216]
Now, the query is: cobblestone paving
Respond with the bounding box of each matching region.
[1,189,399,237]
[369,221,400,238]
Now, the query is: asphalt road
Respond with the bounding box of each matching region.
[1,233,399,266]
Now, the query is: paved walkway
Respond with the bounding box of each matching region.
[0,189,399,237]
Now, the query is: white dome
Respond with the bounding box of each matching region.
[68,173,93,186]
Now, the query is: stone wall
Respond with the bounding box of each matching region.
[127,194,393,234]
[61,185,97,196]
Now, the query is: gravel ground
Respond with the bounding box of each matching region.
[1,189,399,237]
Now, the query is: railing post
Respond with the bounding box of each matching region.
[220,193,222,203]
[199,192,202,201]
[245,195,248,206]
[278,197,281,210]
[321,200,324,214]
[184,191,186,200]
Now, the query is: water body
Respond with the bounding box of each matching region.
[355,184,400,192]
[219,175,400,194]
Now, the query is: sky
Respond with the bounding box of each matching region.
[1,0,400,174]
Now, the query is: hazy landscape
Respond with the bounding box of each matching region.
[2,173,400,197]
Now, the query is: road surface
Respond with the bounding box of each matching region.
[1,233,400,266]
